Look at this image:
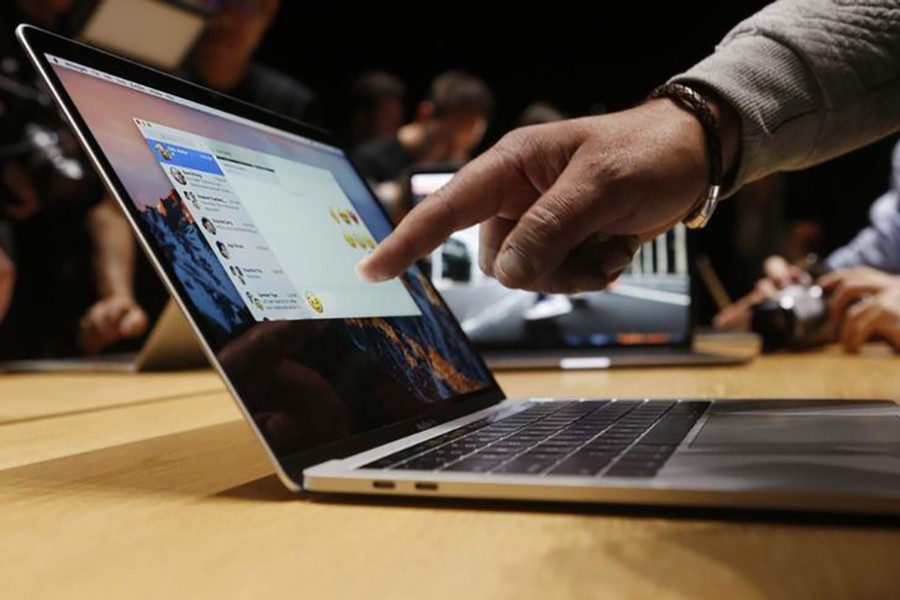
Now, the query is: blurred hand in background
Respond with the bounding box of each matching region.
[714,256,812,331]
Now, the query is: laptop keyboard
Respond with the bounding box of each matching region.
[360,400,710,478]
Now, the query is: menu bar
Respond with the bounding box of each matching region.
[46,54,343,156]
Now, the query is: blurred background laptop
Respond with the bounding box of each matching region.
[406,167,760,370]
[0,300,206,372]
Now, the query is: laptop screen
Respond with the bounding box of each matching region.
[410,171,692,350]
[45,53,497,460]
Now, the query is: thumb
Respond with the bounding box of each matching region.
[490,163,610,288]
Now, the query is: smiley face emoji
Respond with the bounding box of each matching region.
[343,231,357,248]
[155,143,173,161]
[339,210,351,225]
[329,207,340,224]
[305,291,324,314]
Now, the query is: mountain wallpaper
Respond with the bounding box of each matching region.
[140,189,251,343]
[138,188,494,455]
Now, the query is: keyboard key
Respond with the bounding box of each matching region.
[494,458,557,475]
[393,454,447,470]
[442,457,504,473]
[547,453,615,476]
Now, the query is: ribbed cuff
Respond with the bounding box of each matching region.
[669,34,823,198]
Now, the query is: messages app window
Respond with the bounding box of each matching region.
[136,119,421,321]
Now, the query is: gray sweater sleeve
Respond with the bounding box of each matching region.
[670,0,900,197]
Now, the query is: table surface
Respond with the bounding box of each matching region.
[2,346,900,600]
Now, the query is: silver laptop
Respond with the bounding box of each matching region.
[0,300,207,372]
[407,168,759,370]
[21,25,900,515]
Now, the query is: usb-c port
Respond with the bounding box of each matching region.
[372,481,395,489]
[415,482,438,491]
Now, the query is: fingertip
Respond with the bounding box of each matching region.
[355,256,390,283]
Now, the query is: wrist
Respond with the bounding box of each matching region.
[98,290,135,304]
[645,82,742,228]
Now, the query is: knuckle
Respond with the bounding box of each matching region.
[429,194,460,233]
[496,128,533,156]
[523,202,569,241]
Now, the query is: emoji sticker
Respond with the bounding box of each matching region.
[155,143,173,161]
[329,207,340,224]
[339,210,351,225]
[363,235,376,250]
[349,211,359,225]
[305,291,324,314]
[343,231,357,248]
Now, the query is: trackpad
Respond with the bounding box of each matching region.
[691,414,900,453]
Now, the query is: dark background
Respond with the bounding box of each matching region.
[253,0,898,320]
[254,1,768,142]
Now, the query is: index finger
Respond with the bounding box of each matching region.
[818,269,852,291]
[357,146,537,282]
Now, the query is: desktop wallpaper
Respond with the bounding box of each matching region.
[51,62,494,456]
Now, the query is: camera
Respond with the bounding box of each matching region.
[751,284,831,351]
[0,55,98,214]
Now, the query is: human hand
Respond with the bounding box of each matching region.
[838,286,900,353]
[190,0,280,90]
[818,267,900,324]
[359,97,740,293]
[0,248,14,322]
[79,295,149,355]
[714,255,810,330]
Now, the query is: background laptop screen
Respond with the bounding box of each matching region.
[47,54,496,459]
[410,172,692,350]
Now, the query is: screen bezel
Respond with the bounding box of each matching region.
[406,165,698,353]
[17,25,505,486]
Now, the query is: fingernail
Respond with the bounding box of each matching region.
[624,235,641,255]
[495,246,530,285]
[356,257,387,282]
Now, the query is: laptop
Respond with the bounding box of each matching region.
[20,25,900,515]
[0,299,208,372]
[407,167,759,370]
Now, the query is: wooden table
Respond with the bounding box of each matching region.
[2,347,899,600]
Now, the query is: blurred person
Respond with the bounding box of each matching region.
[0,0,128,358]
[352,71,494,184]
[348,71,406,149]
[714,139,900,352]
[188,0,317,122]
[781,136,898,261]
[358,0,900,300]
[0,0,318,357]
